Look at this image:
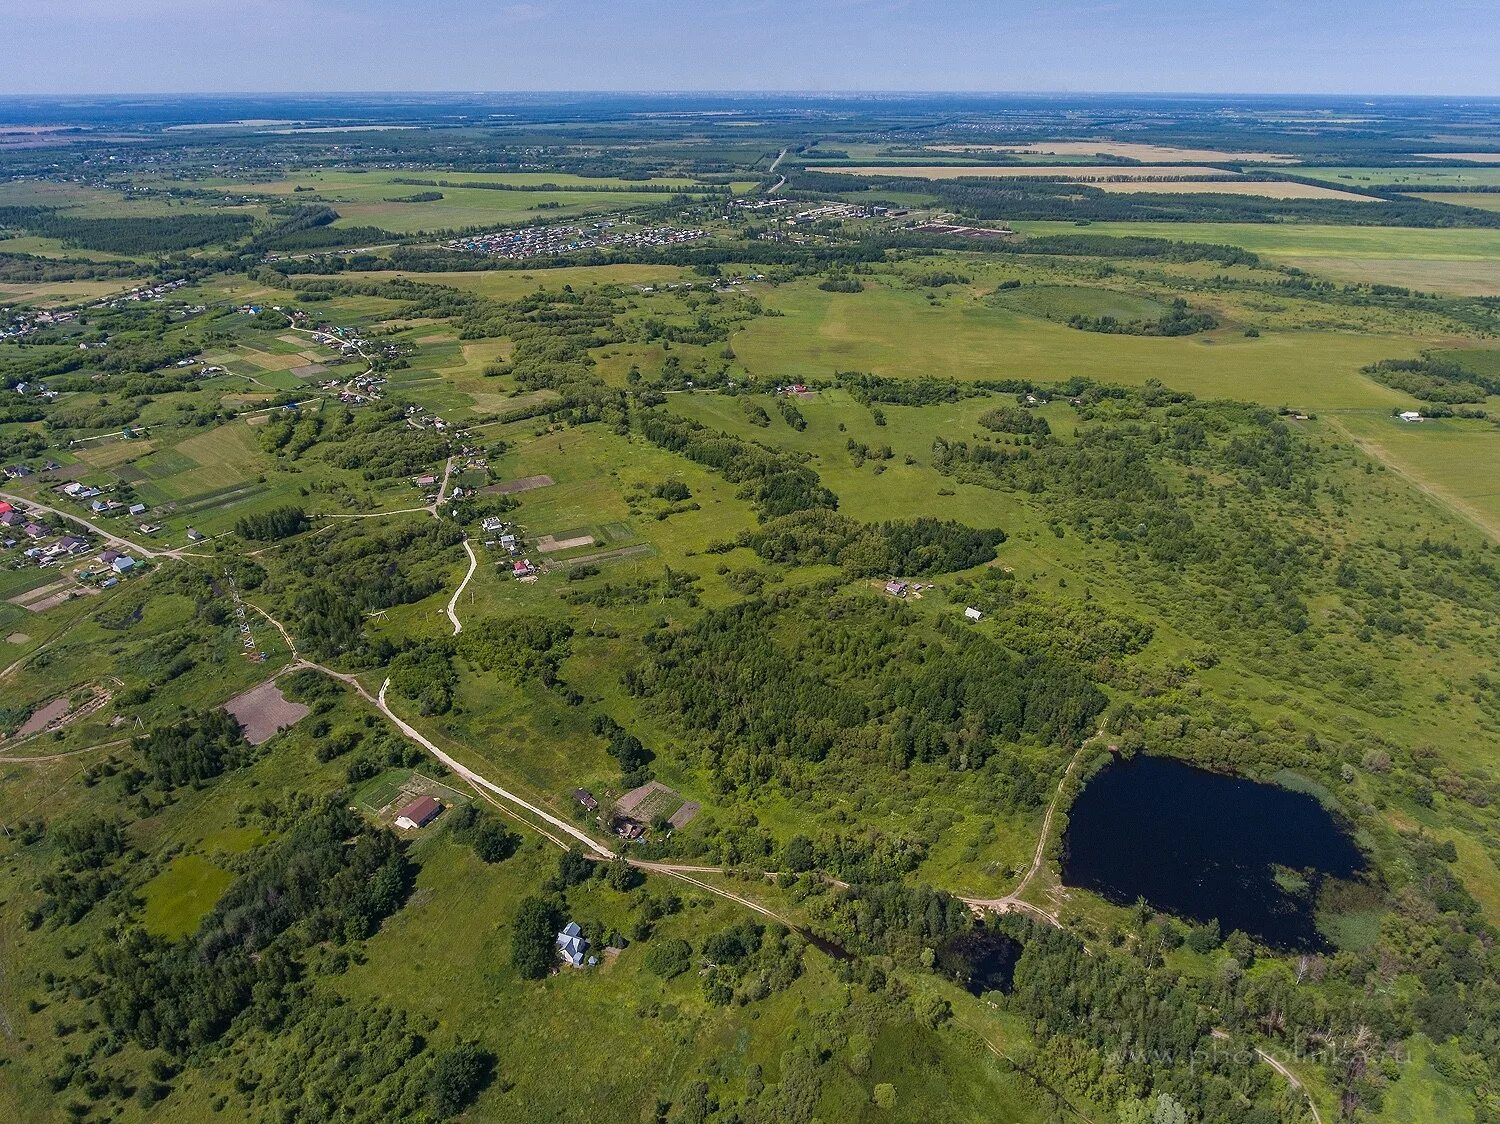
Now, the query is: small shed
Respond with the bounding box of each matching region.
[1398,411,1423,423]
[395,795,442,830]
[964,606,984,622]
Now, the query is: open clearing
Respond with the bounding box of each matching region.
[1324,413,1500,541]
[141,855,234,939]
[926,141,1296,163]
[1297,166,1500,188]
[1417,152,1500,163]
[732,281,1422,410]
[1410,192,1500,213]
[807,164,1235,180]
[224,680,309,745]
[1094,180,1376,201]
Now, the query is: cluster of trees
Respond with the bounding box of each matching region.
[459,614,574,686]
[137,708,248,788]
[979,404,1051,436]
[949,567,1154,666]
[808,878,971,963]
[1362,354,1500,404]
[625,589,1104,801]
[741,509,1005,577]
[446,803,521,863]
[1068,297,1218,337]
[259,399,448,482]
[277,518,462,660]
[0,205,254,252]
[638,411,837,519]
[31,816,131,928]
[0,250,142,282]
[234,505,310,542]
[932,386,1324,640]
[591,713,654,780]
[96,803,412,1055]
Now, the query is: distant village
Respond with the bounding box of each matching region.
[449,219,706,259]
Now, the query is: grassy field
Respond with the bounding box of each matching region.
[1014,220,1500,293]
[1410,191,1500,212]
[1322,411,1500,539]
[1297,166,1500,187]
[196,169,727,233]
[1093,180,1376,200]
[140,854,234,939]
[731,278,1423,410]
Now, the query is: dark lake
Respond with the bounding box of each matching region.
[1062,755,1366,949]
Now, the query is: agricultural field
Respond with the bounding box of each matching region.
[1092,179,1376,200]
[805,163,1236,179]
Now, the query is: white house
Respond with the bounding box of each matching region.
[1398,411,1423,423]
[964,606,984,622]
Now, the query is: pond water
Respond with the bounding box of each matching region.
[1062,755,1366,949]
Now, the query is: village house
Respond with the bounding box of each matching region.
[556,921,589,968]
[111,556,136,574]
[512,559,534,578]
[572,788,599,812]
[884,579,908,597]
[1398,411,1423,423]
[395,795,442,830]
[185,527,205,542]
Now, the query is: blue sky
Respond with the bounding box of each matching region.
[5,0,1497,95]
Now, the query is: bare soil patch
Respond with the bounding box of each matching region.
[290,363,328,379]
[225,680,309,746]
[16,697,70,738]
[537,533,595,554]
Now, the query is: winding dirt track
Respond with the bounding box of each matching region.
[445,540,477,635]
